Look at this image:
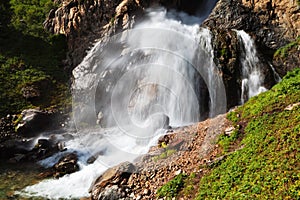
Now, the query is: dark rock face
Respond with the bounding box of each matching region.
[16,109,53,138]
[0,139,30,160]
[90,161,136,200]
[39,152,79,178]
[53,153,79,178]
[211,29,242,108]
[203,0,300,77]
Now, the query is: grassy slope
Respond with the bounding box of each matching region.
[196,68,300,199]
[156,68,300,199]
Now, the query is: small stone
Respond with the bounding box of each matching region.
[129,193,135,198]
[225,126,235,136]
[143,189,150,195]
[284,102,300,111]
[174,169,182,175]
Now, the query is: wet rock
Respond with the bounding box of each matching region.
[210,29,241,109]
[90,161,136,200]
[87,150,105,164]
[53,153,79,178]
[8,154,26,163]
[20,138,60,161]
[15,109,52,138]
[38,152,79,178]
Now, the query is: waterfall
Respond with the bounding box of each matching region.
[236,30,267,104]
[20,8,227,199]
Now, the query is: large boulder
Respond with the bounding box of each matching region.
[90,161,136,200]
[15,109,53,138]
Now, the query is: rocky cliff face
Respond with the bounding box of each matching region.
[45,0,299,73]
[44,0,215,70]
[204,0,300,76]
[44,0,143,71]
[44,0,299,107]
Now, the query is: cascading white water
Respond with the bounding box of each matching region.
[20,8,226,199]
[236,30,267,104]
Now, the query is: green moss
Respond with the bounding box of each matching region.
[220,47,228,58]
[195,68,300,199]
[157,173,187,199]
[0,56,70,116]
[110,16,115,24]
[274,37,300,58]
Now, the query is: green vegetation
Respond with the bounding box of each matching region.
[182,172,197,196]
[10,0,57,39]
[217,126,240,153]
[274,37,300,58]
[153,142,177,162]
[157,173,187,199]
[0,0,70,117]
[196,68,300,199]
[220,47,228,59]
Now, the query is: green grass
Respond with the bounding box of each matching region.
[157,173,187,199]
[195,68,300,199]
